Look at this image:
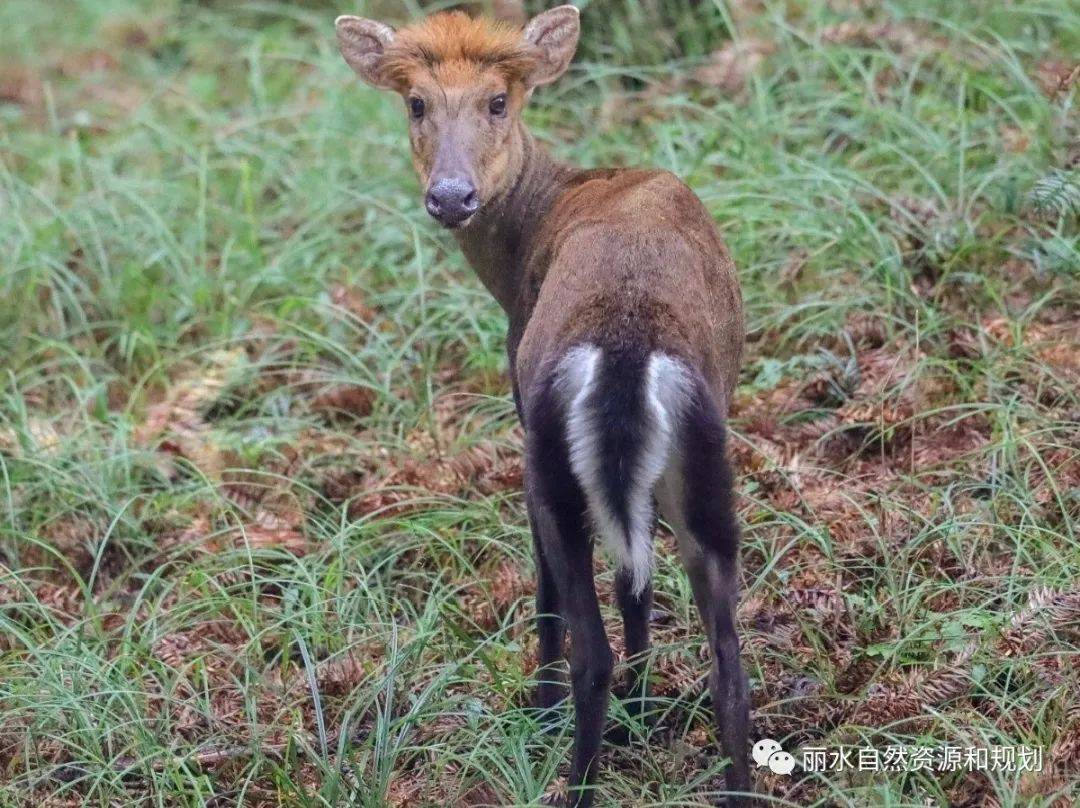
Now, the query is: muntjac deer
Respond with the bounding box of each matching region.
[336,6,749,806]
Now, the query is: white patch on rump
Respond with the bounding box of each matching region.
[554,344,692,596]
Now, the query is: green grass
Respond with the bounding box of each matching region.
[1,1,1077,805]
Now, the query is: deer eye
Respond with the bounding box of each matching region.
[489,93,507,117]
[408,97,425,120]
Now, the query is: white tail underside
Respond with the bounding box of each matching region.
[555,344,692,596]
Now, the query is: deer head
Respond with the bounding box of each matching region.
[336,6,579,228]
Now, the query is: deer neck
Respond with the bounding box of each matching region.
[454,125,573,323]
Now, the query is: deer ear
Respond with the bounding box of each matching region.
[335,15,396,89]
[522,5,580,87]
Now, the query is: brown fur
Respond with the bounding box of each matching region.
[513,167,743,409]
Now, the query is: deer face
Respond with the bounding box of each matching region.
[397,61,524,228]
[336,7,579,229]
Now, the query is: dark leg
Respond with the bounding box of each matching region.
[614,566,652,719]
[527,491,567,713]
[529,485,612,808]
[699,551,751,802]
[670,535,750,803]
[526,393,613,808]
[544,512,611,808]
[672,388,752,804]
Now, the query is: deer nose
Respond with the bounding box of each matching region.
[425,178,479,227]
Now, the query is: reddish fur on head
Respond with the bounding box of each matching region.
[380,11,537,90]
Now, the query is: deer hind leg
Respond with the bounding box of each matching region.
[526,489,568,715]
[614,563,652,721]
[526,377,612,808]
[656,395,751,805]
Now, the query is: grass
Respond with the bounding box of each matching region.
[0,0,1077,805]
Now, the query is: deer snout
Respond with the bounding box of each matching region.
[425,177,479,227]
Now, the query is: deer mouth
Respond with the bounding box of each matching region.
[442,212,476,230]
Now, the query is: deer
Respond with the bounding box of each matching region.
[335,6,749,806]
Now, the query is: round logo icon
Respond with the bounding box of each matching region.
[767,750,796,775]
[752,738,783,767]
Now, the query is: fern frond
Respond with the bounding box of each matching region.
[1027,169,1080,220]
